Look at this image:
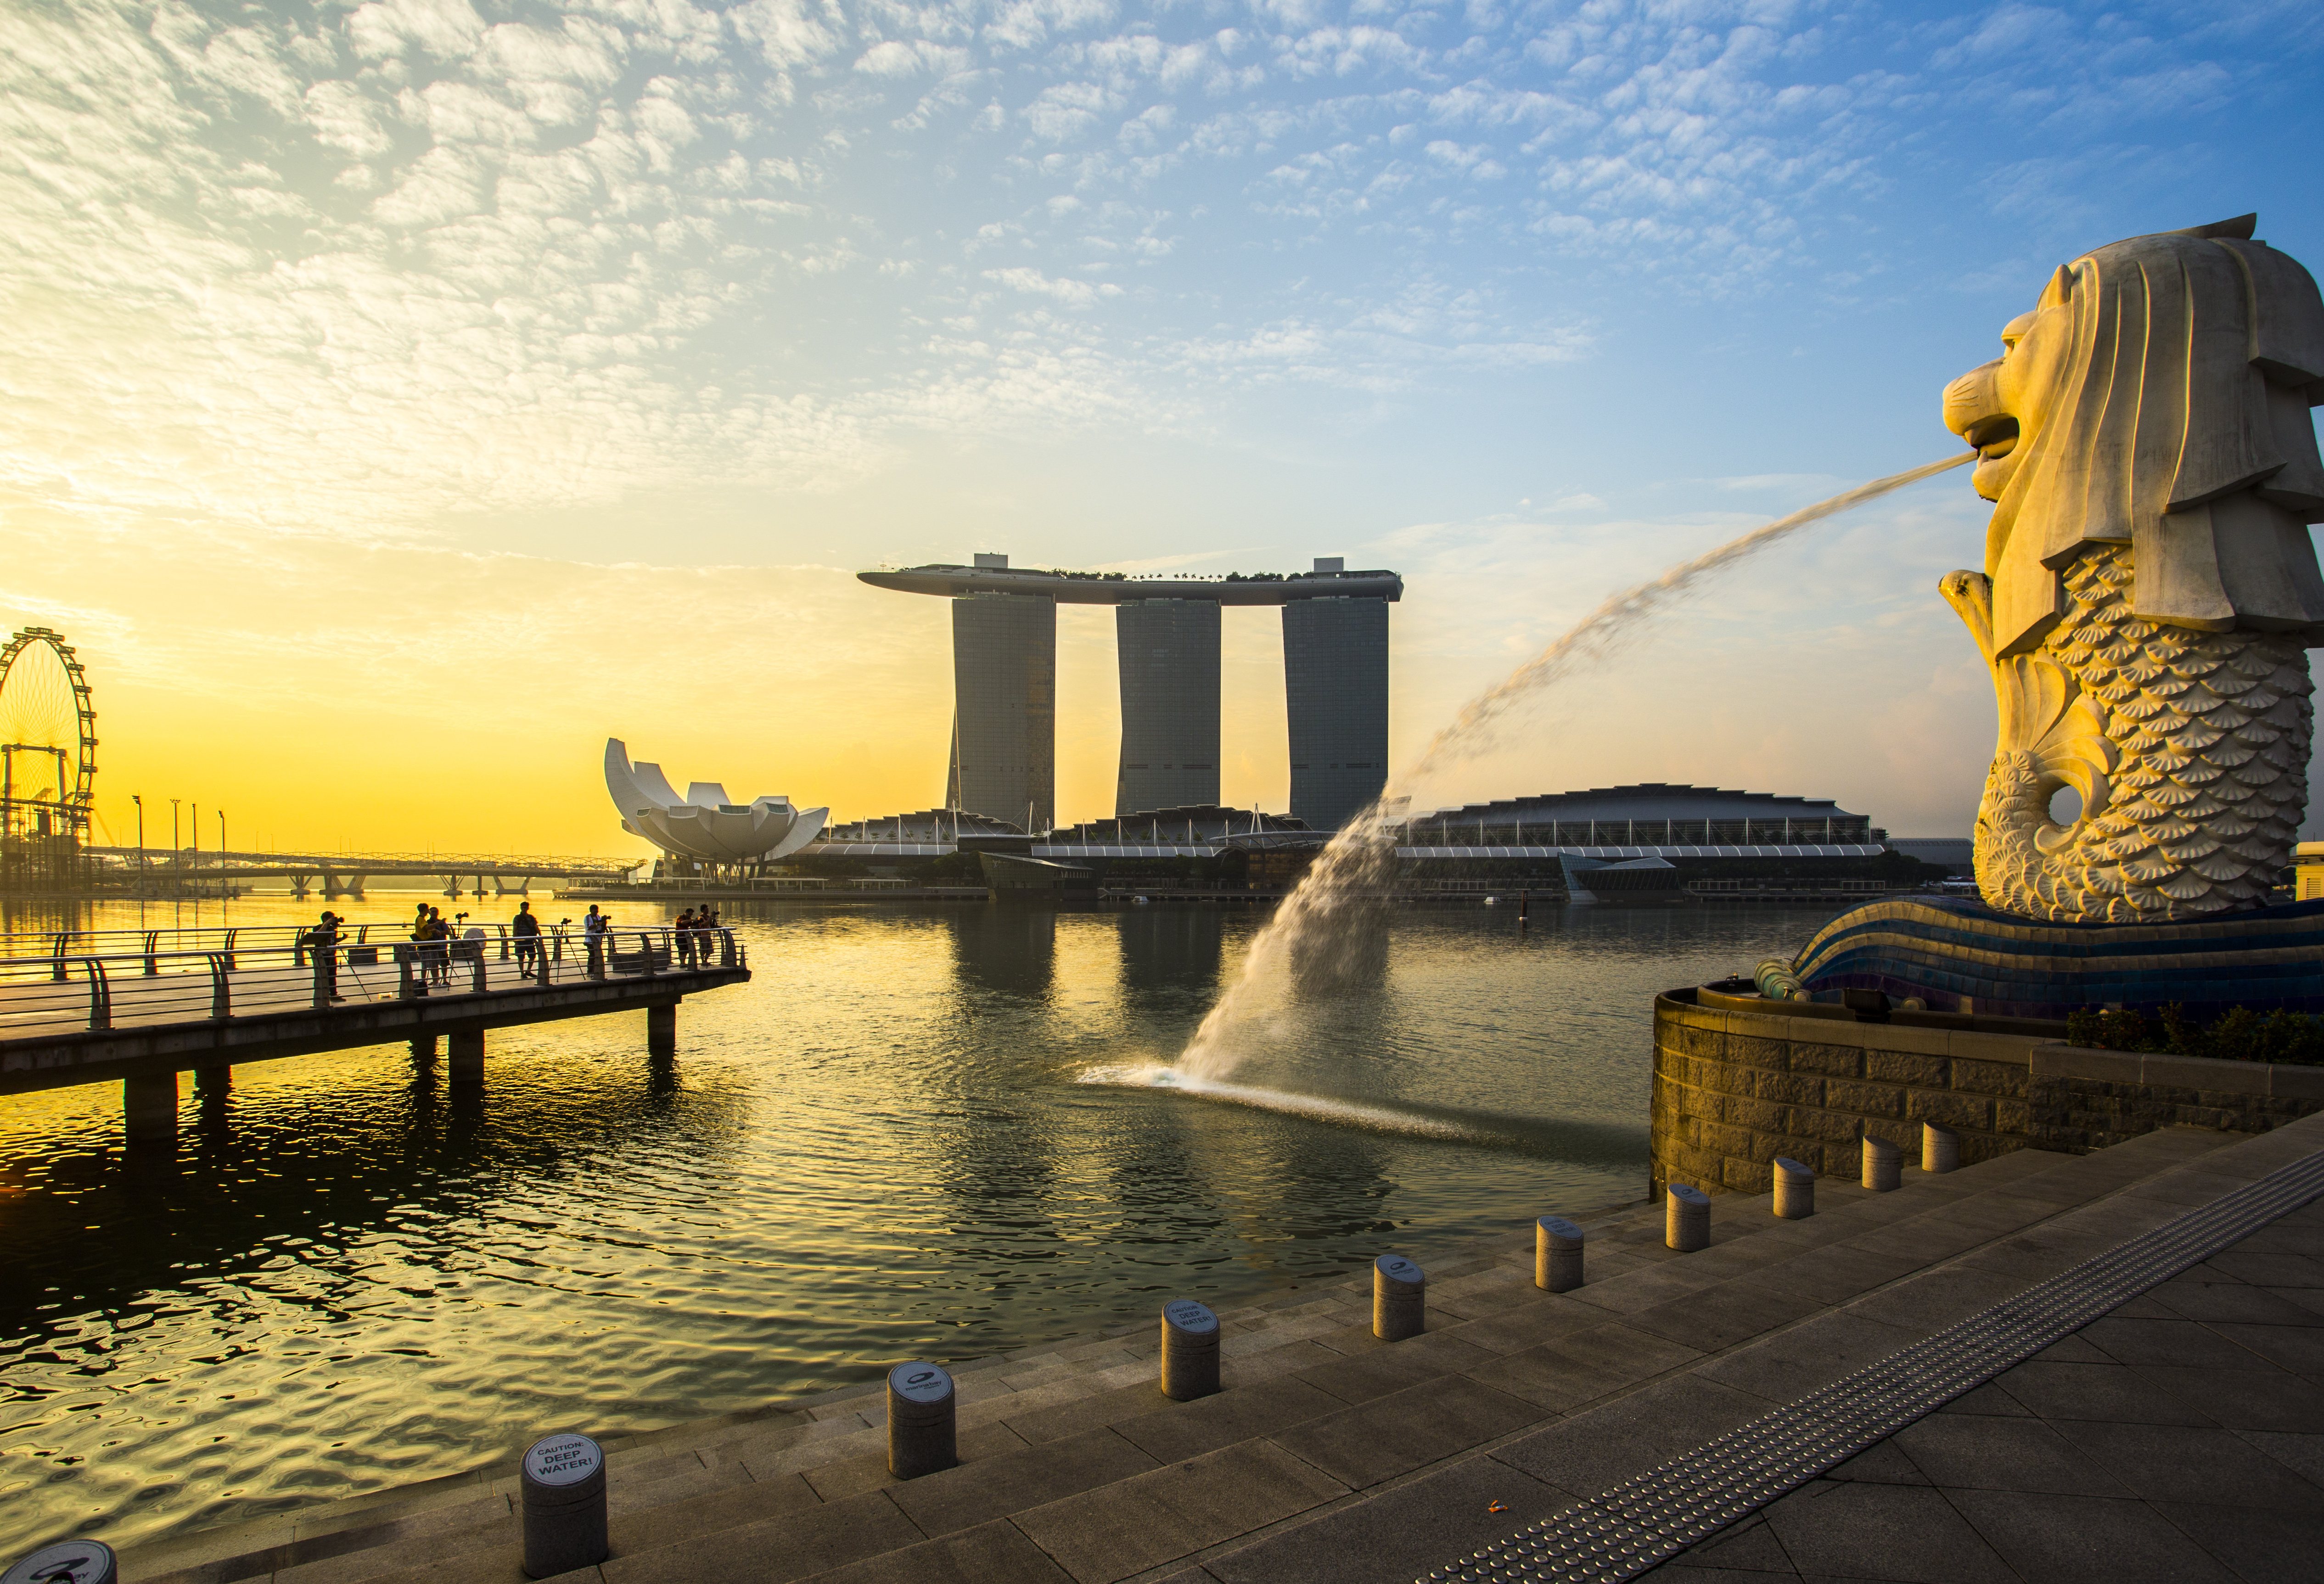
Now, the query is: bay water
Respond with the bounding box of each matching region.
[0,894,1842,1553]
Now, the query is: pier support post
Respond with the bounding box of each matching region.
[1862,1134,1901,1191]
[1773,1157,1815,1219]
[1666,1184,1710,1252]
[1373,1254,1426,1340]
[520,1432,608,1578]
[1923,1123,1960,1175]
[450,1028,484,1085]
[1160,1299,1221,1400]
[195,1065,231,1095]
[887,1363,958,1478]
[1535,1216,1584,1292]
[410,1034,438,1062]
[124,1074,177,1145]
[647,1002,677,1057]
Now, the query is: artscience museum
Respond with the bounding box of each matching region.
[604,738,828,871]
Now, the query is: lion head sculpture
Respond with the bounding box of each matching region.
[1941,213,2324,657]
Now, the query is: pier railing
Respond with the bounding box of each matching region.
[0,926,744,1040]
[0,918,691,978]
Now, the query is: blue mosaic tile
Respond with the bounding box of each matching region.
[1794,897,2324,1019]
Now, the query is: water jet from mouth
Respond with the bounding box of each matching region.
[1172,452,1975,1086]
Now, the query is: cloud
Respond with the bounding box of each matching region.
[853,39,969,77]
[729,0,844,71]
[1023,79,1116,140]
[982,265,1124,304]
[347,0,486,62]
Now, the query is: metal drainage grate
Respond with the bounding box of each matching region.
[1421,1147,2324,1584]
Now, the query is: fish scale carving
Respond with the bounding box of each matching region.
[1943,546,2312,922]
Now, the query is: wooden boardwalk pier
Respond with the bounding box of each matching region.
[0,923,749,1144]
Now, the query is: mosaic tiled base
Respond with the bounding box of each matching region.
[1791,896,2324,1020]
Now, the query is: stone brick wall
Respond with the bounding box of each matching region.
[2029,1045,2324,1153]
[1652,989,2324,1196]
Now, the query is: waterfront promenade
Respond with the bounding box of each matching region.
[112,1112,2324,1584]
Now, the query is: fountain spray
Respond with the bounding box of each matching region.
[1173,453,1974,1083]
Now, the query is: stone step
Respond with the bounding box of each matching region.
[121,1125,2249,1584]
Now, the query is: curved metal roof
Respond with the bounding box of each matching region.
[1410,782,1864,824]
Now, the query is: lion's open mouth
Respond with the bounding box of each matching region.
[1967,416,2020,461]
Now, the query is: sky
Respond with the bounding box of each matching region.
[5,0,2323,858]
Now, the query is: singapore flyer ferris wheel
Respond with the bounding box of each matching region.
[0,626,98,840]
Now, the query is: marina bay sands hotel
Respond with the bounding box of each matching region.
[859,555,1401,831]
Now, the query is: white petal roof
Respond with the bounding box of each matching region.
[605,738,828,862]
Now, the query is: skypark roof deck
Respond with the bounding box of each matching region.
[857,562,1403,604]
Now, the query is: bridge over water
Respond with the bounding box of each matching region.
[86,846,640,898]
[0,921,747,1146]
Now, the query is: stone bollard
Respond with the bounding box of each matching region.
[1535,1216,1584,1292]
[520,1432,608,1579]
[1923,1122,1960,1174]
[1665,1183,1710,1252]
[887,1362,958,1478]
[1160,1298,1221,1400]
[3,1539,116,1584]
[1862,1134,1901,1192]
[1772,1157,1815,1219]
[1373,1254,1426,1341]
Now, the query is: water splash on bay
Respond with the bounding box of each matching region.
[1077,1064,1646,1157]
[1172,453,1974,1083]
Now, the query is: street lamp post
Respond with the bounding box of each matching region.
[171,798,180,899]
[132,793,145,897]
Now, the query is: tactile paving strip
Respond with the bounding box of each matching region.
[1420,1147,2324,1583]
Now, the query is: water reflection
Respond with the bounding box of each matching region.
[0,894,1847,1556]
[0,1050,737,1329]
[948,907,1056,999]
[1116,907,1222,1001]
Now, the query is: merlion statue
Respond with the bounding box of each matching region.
[1940,214,2324,922]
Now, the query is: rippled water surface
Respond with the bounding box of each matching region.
[0,894,1843,1554]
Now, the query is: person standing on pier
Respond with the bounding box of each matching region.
[583,904,607,977]
[674,908,698,968]
[511,901,542,978]
[420,905,451,986]
[307,910,344,1001]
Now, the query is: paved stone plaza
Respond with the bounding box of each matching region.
[1649,1204,2324,1584]
[119,1116,2324,1584]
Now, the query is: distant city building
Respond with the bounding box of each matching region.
[1401,785,1883,848]
[806,804,1304,861]
[945,577,1055,834]
[859,553,1401,831]
[1045,804,1313,851]
[604,739,827,867]
[821,807,1026,844]
[1886,837,1973,876]
[1116,599,1220,814]
[1283,587,1390,831]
